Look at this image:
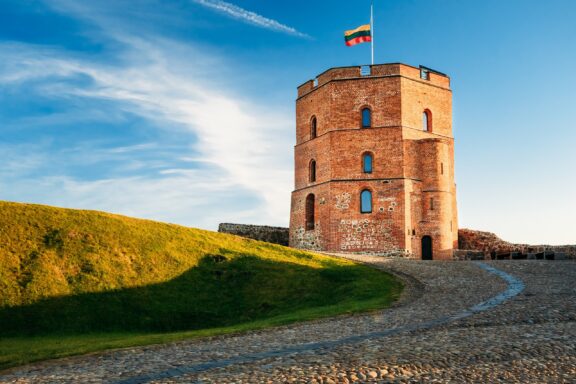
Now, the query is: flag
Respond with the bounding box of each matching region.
[344,24,371,47]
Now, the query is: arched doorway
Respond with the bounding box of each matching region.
[422,236,433,260]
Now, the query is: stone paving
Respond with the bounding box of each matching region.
[1,257,575,383]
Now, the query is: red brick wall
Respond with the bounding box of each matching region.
[290,63,458,259]
[296,77,402,144]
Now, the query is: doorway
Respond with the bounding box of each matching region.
[422,236,433,260]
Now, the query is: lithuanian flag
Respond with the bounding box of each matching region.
[344,24,371,47]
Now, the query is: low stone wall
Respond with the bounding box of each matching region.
[218,225,574,259]
[218,223,289,246]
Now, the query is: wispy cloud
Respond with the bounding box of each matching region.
[1,173,262,230]
[0,3,294,229]
[191,0,309,38]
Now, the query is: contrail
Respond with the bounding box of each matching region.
[192,0,310,38]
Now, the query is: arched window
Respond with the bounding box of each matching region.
[361,108,371,128]
[423,109,432,132]
[310,116,317,139]
[362,152,373,173]
[309,159,316,182]
[305,194,315,230]
[360,189,372,213]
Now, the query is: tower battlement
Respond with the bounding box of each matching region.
[297,63,450,98]
[290,63,458,259]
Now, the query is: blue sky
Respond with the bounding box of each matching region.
[1,0,574,245]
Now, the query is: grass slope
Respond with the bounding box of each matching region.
[0,201,402,370]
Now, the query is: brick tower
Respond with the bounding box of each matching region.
[289,63,458,260]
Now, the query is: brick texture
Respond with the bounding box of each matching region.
[290,63,458,259]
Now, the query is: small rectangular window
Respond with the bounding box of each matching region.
[441,163,444,175]
[430,198,434,210]
[423,111,430,132]
[363,154,373,173]
[420,69,430,80]
[360,65,371,76]
[309,160,316,182]
[313,78,319,87]
[362,108,371,128]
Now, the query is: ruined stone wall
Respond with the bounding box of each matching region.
[218,223,289,246]
[458,229,576,260]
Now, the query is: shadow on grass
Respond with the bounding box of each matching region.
[0,253,399,337]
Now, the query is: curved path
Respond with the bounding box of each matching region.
[1,257,575,383]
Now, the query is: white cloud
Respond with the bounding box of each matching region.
[191,0,310,38]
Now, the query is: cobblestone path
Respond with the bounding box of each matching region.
[1,258,575,383]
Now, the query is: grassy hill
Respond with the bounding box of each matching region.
[0,201,401,369]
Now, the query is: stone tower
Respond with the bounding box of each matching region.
[289,63,458,260]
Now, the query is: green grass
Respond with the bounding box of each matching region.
[0,201,402,370]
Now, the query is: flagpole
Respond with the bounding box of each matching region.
[370,0,374,65]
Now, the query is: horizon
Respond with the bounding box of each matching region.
[1,0,575,245]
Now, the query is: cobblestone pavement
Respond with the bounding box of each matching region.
[1,258,575,383]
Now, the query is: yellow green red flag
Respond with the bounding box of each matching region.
[344,24,371,47]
